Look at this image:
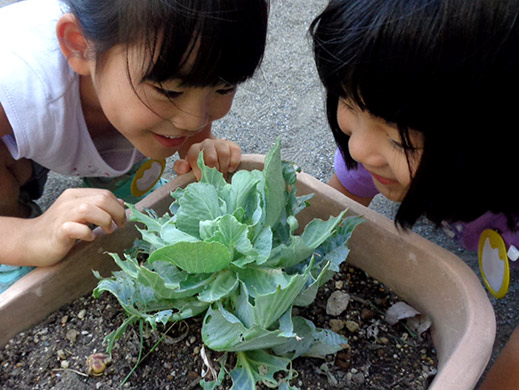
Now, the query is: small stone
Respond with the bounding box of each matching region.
[326,291,350,316]
[352,372,365,384]
[60,360,69,369]
[65,329,79,343]
[345,320,359,333]
[77,309,86,320]
[335,280,344,290]
[187,371,199,380]
[378,337,389,344]
[329,319,346,333]
[57,349,66,360]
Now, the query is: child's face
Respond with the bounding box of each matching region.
[82,44,236,160]
[337,99,423,202]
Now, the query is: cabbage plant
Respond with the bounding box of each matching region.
[94,139,362,389]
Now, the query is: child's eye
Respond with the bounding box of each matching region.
[153,86,183,99]
[388,137,405,151]
[216,86,236,95]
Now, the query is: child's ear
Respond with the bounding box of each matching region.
[56,14,92,76]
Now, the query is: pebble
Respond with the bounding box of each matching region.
[65,329,79,343]
[60,360,69,369]
[326,291,350,316]
[345,320,359,333]
[329,319,345,333]
[351,372,365,384]
[57,349,66,360]
[187,371,199,380]
[77,309,86,320]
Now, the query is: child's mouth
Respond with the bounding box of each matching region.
[369,171,397,186]
[153,134,187,148]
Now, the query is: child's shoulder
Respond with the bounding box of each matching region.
[0,0,72,90]
[0,0,63,36]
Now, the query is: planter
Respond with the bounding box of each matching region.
[0,154,495,390]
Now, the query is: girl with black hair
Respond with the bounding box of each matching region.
[310,0,519,387]
[0,0,268,288]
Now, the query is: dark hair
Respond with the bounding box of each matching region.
[310,0,519,229]
[60,0,269,87]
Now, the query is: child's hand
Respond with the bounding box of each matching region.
[29,188,126,267]
[173,138,241,181]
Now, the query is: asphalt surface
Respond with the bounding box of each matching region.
[3,0,518,382]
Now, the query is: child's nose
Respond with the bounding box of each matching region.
[171,99,209,132]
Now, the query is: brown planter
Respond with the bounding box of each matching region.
[0,154,495,390]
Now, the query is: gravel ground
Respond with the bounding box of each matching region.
[2,0,518,385]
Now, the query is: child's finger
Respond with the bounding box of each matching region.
[228,143,242,172]
[59,221,96,243]
[71,202,121,233]
[200,146,221,171]
[173,159,192,175]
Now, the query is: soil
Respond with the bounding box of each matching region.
[1,264,437,390]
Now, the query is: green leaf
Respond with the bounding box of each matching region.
[262,138,285,229]
[228,170,262,214]
[230,350,292,390]
[127,204,164,232]
[160,223,200,245]
[265,236,315,268]
[198,151,228,192]
[301,210,347,248]
[236,266,291,297]
[148,241,232,273]
[252,261,312,328]
[273,316,347,359]
[108,252,140,279]
[175,182,222,237]
[293,260,331,307]
[198,270,239,303]
[202,303,294,352]
[199,215,254,258]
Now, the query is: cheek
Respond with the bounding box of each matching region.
[394,152,421,189]
[210,95,235,120]
[336,108,352,136]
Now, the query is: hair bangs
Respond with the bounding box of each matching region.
[312,0,449,132]
[140,0,268,87]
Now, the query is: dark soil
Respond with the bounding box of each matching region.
[0,264,437,390]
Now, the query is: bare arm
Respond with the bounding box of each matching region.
[0,188,126,267]
[1,104,127,266]
[328,173,373,207]
[479,325,519,390]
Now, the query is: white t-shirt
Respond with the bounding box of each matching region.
[0,0,143,177]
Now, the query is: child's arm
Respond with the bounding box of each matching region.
[479,325,519,389]
[174,124,241,180]
[328,173,374,207]
[0,188,126,267]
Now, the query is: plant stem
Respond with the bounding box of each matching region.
[120,320,179,387]
[121,319,144,387]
